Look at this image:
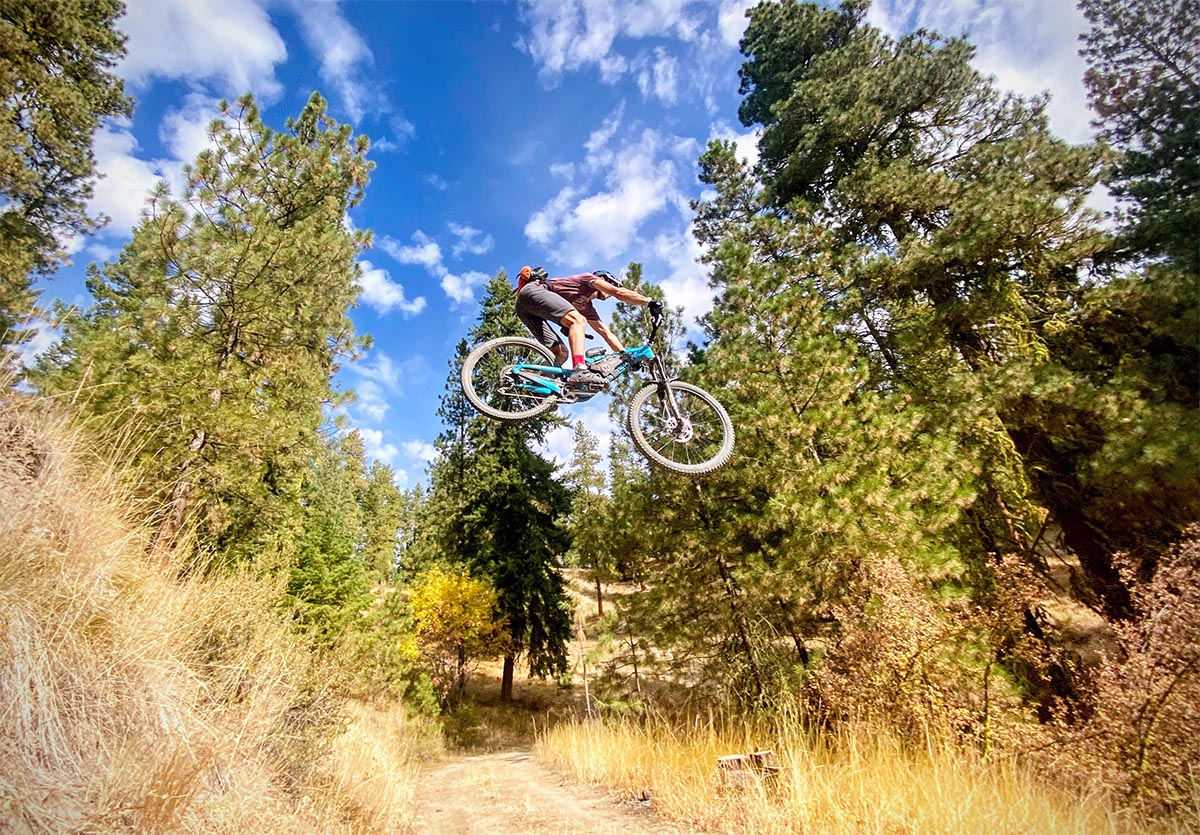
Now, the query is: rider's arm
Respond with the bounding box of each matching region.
[588,318,626,353]
[593,278,650,306]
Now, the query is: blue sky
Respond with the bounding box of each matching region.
[37,0,1101,489]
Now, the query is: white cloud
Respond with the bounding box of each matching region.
[654,228,712,330]
[525,186,582,246]
[287,0,389,123]
[441,271,491,306]
[157,94,222,196]
[12,317,59,368]
[380,231,492,307]
[357,259,426,316]
[636,48,679,105]
[349,351,399,422]
[85,242,119,263]
[355,380,391,422]
[118,0,286,98]
[355,350,402,390]
[449,222,495,257]
[58,231,85,258]
[402,439,437,465]
[584,102,624,156]
[346,349,435,428]
[380,231,443,271]
[358,427,400,466]
[717,0,755,47]
[525,126,687,264]
[517,0,702,85]
[709,120,760,167]
[90,124,172,236]
[519,0,619,81]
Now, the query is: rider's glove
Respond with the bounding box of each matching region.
[648,299,664,317]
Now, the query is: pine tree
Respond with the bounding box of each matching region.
[358,458,407,583]
[561,421,613,615]
[0,0,131,362]
[618,198,976,707]
[34,93,372,565]
[732,0,1159,621]
[287,432,372,642]
[1080,0,1199,273]
[421,271,573,700]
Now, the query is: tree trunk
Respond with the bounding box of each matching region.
[500,655,515,702]
[775,597,811,666]
[148,428,206,563]
[594,576,604,617]
[716,550,766,702]
[456,644,467,697]
[1006,423,1133,621]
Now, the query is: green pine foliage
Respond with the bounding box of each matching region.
[730,0,1191,625]
[0,0,132,358]
[33,93,372,567]
[1080,0,1199,273]
[287,433,372,643]
[359,457,409,583]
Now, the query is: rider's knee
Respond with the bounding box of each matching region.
[561,310,586,330]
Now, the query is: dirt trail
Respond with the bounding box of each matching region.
[410,749,700,835]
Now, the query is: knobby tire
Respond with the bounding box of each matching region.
[461,336,559,422]
[626,381,735,475]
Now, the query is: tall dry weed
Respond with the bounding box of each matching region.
[537,715,1175,835]
[0,391,418,833]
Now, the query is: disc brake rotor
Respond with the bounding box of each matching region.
[661,409,694,443]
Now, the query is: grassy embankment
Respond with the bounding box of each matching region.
[538,579,1195,835]
[7,388,1193,834]
[538,717,1142,835]
[0,394,429,834]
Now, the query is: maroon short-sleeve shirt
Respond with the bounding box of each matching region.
[547,274,603,320]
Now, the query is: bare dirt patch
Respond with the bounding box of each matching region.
[410,749,699,835]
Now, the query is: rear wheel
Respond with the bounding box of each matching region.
[461,337,559,421]
[626,381,735,475]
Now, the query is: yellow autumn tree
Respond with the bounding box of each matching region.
[408,566,507,705]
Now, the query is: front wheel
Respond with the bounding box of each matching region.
[461,337,559,422]
[626,381,735,475]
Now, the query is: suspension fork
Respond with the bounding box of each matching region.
[652,356,686,423]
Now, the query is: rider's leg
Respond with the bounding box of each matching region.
[560,310,605,387]
[561,310,588,367]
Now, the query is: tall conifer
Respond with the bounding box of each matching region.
[35,93,371,565]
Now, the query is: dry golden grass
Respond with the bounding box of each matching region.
[0,392,421,834]
[537,715,1192,835]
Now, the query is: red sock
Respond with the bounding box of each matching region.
[573,354,585,368]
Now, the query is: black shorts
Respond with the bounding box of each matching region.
[516,282,577,349]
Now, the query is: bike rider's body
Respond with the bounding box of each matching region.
[515,265,661,388]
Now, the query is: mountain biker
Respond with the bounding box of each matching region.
[515,266,663,388]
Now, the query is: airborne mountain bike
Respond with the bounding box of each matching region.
[460,307,735,475]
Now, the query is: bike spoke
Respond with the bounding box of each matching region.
[464,339,558,417]
[635,388,725,468]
